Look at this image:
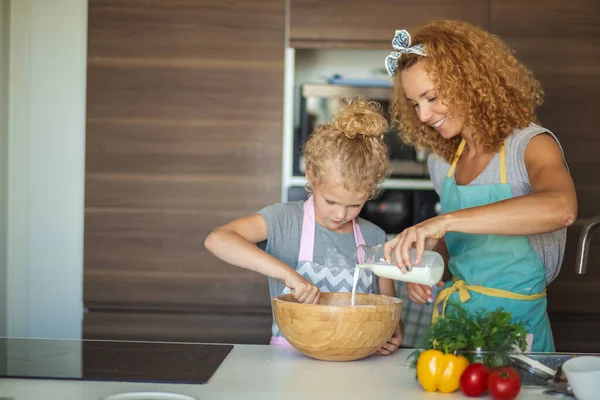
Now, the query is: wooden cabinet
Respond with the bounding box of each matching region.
[289,0,490,48]
[490,0,600,352]
[83,0,285,344]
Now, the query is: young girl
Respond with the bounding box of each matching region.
[205,98,403,355]
[383,21,577,351]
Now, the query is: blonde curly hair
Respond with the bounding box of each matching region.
[304,97,389,199]
[390,20,544,162]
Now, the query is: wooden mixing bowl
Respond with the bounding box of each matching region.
[272,292,402,362]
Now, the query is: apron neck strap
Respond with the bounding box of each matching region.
[298,196,366,263]
[298,197,316,262]
[446,139,507,184]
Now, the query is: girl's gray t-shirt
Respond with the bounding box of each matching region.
[427,123,568,284]
[257,200,387,300]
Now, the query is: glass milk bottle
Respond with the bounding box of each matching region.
[354,244,445,286]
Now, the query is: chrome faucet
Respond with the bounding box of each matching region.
[575,214,600,274]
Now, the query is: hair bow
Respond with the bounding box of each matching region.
[384,29,426,76]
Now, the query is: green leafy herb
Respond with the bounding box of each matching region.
[409,303,528,368]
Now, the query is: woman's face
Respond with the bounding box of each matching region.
[308,177,368,233]
[400,61,463,139]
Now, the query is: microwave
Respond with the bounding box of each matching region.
[293,83,429,179]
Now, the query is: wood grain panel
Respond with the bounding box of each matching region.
[83,310,271,344]
[88,0,284,60]
[490,0,600,38]
[85,177,279,210]
[83,210,271,312]
[84,0,285,342]
[84,210,261,273]
[85,211,224,268]
[85,120,281,176]
[86,64,283,121]
[549,312,600,353]
[84,269,272,311]
[289,0,489,48]
[572,187,600,220]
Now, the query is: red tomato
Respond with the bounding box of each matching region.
[487,367,522,400]
[459,363,490,397]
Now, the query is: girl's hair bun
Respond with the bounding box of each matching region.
[332,97,389,139]
[303,96,390,199]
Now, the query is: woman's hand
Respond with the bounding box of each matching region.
[384,215,448,271]
[376,320,403,355]
[284,273,320,304]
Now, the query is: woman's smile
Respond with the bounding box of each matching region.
[432,117,445,128]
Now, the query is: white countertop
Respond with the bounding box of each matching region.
[0,345,557,400]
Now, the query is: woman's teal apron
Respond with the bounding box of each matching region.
[432,139,554,352]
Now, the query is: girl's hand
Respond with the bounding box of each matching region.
[384,216,448,271]
[376,320,403,355]
[285,273,320,304]
[406,281,444,304]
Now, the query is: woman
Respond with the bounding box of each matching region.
[383,20,577,351]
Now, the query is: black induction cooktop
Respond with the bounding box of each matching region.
[0,337,233,384]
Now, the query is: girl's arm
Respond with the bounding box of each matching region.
[205,214,293,280]
[204,214,319,303]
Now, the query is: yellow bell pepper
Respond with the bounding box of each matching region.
[416,349,469,393]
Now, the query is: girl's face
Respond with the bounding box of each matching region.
[400,61,464,139]
[308,177,368,233]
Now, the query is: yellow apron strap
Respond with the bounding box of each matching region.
[446,139,466,178]
[432,277,546,322]
[446,139,507,184]
[500,143,507,184]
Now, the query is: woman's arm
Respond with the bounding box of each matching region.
[443,134,577,235]
[389,134,577,269]
[204,214,320,303]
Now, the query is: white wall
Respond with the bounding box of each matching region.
[0,0,10,337]
[6,0,87,339]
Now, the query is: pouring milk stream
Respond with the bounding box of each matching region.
[351,244,445,305]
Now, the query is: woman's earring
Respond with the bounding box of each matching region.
[304,183,312,193]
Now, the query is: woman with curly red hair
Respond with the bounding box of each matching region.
[383,20,577,351]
